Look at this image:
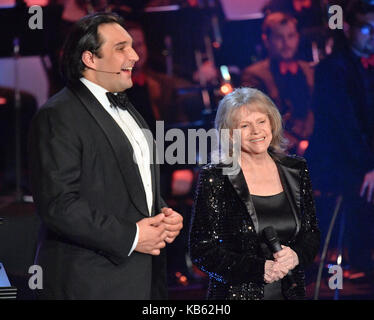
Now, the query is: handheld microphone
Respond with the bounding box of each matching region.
[263,226,297,288]
[87,66,121,75]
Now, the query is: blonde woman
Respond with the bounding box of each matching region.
[189,87,320,300]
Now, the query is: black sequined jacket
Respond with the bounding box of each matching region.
[189,152,320,300]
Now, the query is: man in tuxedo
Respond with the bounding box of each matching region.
[28,12,183,299]
[307,0,374,280]
[241,12,314,155]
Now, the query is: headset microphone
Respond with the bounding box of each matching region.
[87,66,121,75]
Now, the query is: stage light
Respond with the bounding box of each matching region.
[212,41,221,49]
[220,83,233,95]
[179,275,188,285]
[337,254,342,265]
[297,140,309,155]
[220,65,231,81]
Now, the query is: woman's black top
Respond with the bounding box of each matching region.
[251,191,296,300]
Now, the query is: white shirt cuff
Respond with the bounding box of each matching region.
[128,223,139,256]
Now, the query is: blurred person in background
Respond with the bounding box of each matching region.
[307,0,374,282]
[241,12,314,155]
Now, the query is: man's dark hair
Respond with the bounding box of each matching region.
[345,0,374,26]
[61,12,125,83]
[262,12,298,37]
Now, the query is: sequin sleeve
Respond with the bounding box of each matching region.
[189,166,266,285]
[290,160,321,267]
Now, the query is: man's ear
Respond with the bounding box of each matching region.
[81,50,95,69]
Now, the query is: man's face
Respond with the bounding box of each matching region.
[348,13,374,56]
[265,22,300,61]
[89,23,139,92]
[128,28,148,71]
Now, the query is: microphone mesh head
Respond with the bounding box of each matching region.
[263,226,278,243]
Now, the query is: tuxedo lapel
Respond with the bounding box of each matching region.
[124,97,150,131]
[125,96,159,215]
[151,142,160,214]
[68,81,150,217]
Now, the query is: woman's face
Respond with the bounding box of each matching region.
[233,106,273,156]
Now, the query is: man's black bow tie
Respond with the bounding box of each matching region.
[106,91,129,110]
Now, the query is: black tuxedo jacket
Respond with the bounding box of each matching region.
[28,80,167,299]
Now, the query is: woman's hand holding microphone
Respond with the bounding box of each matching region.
[264,245,299,283]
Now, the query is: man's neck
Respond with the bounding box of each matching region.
[81,77,108,91]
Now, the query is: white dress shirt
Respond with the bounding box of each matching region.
[80,77,153,255]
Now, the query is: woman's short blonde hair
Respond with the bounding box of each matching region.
[214,87,287,154]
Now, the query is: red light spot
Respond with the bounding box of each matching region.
[0,97,7,105]
[172,170,194,184]
[212,42,221,49]
[299,140,309,151]
[220,83,233,95]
